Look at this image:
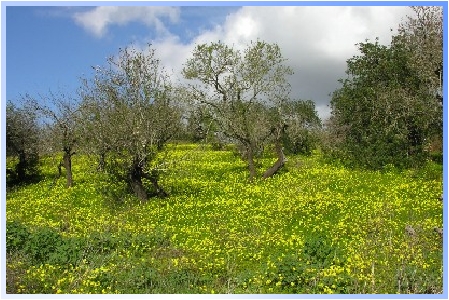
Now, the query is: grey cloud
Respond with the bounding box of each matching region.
[216,6,413,119]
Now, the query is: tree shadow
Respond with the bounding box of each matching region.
[6,170,44,192]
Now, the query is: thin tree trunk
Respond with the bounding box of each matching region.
[97,151,106,171]
[247,146,256,181]
[56,150,73,188]
[62,150,73,188]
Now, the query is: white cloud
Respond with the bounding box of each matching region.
[73,6,180,37]
[80,6,413,120]
[159,6,412,119]
[150,35,195,83]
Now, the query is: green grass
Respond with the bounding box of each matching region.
[6,144,443,294]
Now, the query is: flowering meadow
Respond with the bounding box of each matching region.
[6,144,443,294]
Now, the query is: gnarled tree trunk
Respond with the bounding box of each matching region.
[263,123,288,180]
[57,147,74,188]
[262,140,286,179]
[16,149,27,182]
[128,161,168,201]
[97,152,106,171]
[128,162,148,201]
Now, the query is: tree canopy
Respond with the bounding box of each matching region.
[328,6,443,169]
[183,40,295,180]
[79,45,182,200]
[6,101,40,183]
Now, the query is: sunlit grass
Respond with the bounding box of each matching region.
[6,144,443,294]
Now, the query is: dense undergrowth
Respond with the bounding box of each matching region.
[6,144,443,294]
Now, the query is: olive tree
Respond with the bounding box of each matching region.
[24,91,80,187]
[6,101,40,183]
[394,6,443,100]
[79,45,181,201]
[394,6,443,151]
[183,40,293,180]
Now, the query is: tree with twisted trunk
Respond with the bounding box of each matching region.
[79,45,181,201]
[183,40,294,181]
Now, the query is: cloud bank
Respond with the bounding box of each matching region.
[74,6,413,119]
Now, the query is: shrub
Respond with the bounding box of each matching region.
[24,227,63,263]
[6,221,30,253]
[302,232,338,269]
[48,236,86,266]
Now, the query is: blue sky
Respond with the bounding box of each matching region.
[5,4,415,119]
[6,6,239,101]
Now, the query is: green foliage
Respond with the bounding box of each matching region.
[263,235,350,294]
[409,160,443,182]
[430,152,443,165]
[6,102,41,184]
[302,232,340,269]
[183,40,295,180]
[8,222,173,268]
[24,228,63,263]
[7,222,86,266]
[210,140,226,151]
[281,100,322,156]
[329,40,441,169]
[87,232,120,254]
[85,230,171,257]
[48,236,86,266]
[144,229,172,248]
[183,106,217,143]
[120,264,159,292]
[283,129,318,156]
[6,221,30,253]
[328,8,442,170]
[79,44,180,200]
[94,172,130,208]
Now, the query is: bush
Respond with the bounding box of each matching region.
[264,233,348,293]
[48,236,86,266]
[283,129,319,156]
[410,161,443,181]
[430,152,443,164]
[24,227,63,263]
[6,221,30,253]
[8,223,86,266]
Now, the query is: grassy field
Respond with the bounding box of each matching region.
[6,144,443,294]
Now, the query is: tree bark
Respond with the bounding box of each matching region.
[16,150,27,182]
[97,152,106,171]
[262,140,286,179]
[247,145,256,181]
[128,163,148,201]
[62,148,73,188]
[58,126,75,188]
